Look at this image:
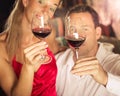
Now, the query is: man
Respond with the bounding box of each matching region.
[55,4,120,96]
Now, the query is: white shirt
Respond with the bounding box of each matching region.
[55,43,120,96]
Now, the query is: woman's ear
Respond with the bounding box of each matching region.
[22,0,28,7]
[95,26,102,40]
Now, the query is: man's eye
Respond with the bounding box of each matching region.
[84,28,88,31]
[82,28,88,32]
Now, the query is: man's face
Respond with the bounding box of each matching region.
[69,12,101,57]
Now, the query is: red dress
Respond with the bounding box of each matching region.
[12,48,57,96]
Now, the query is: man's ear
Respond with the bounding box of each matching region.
[96,26,102,40]
[22,0,28,7]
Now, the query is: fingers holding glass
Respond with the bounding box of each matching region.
[23,41,51,67]
[31,11,52,63]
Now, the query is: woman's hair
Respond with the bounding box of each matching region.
[66,4,100,28]
[3,0,24,60]
[2,0,63,60]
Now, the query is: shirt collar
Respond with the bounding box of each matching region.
[96,42,113,65]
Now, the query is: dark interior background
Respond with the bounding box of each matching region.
[0,0,15,33]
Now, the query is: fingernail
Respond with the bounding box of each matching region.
[46,44,48,47]
[71,70,74,73]
[43,41,46,44]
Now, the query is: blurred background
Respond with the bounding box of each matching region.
[1,0,120,39]
[0,0,15,33]
[0,0,120,95]
[0,0,120,50]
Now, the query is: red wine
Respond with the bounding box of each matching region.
[32,28,51,38]
[66,38,85,48]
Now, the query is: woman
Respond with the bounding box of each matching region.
[0,0,62,95]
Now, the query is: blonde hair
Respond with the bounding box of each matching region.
[2,0,63,60]
[3,0,24,60]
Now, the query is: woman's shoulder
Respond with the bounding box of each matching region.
[0,42,7,58]
[0,33,8,61]
[0,32,7,41]
[0,41,10,77]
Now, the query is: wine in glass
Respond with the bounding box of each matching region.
[65,16,86,59]
[32,12,52,38]
[31,12,52,63]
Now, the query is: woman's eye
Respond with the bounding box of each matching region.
[38,0,42,4]
[38,0,43,4]
[49,8,55,12]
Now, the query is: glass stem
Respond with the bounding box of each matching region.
[75,48,79,60]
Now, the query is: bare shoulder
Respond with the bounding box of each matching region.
[0,41,7,59]
[0,33,9,72]
[0,34,16,94]
[0,32,7,40]
[0,42,9,71]
[0,32,7,57]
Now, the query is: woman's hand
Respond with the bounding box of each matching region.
[71,57,108,86]
[23,41,48,72]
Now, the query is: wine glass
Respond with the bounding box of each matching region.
[65,16,86,60]
[31,12,52,38]
[31,11,52,64]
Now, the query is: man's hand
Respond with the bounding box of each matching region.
[71,57,108,86]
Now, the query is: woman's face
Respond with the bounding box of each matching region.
[38,0,60,17]
[23,0,60,23]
